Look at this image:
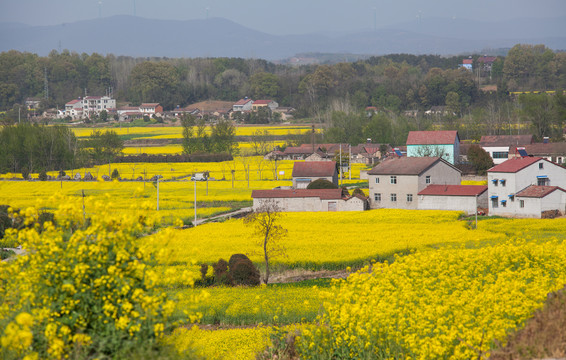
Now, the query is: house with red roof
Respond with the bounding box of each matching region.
[367,156,461,210]
[487,157,566,218]
[406,130,460,165]
[140,103,163,115]
[251,99,278,111]
[251,189,367,212]
[64,99,84,119]
[480,135,534,164]
[233,98,254,112]
[292,161,338,189]
[418,185,488,214]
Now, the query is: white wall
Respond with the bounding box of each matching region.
[418,192,487,214]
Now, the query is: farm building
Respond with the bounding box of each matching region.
[418,185,488,214]
[368,156,461,210]
[251,189,367,212]
[292,161,338,189]
[406,131,460,165]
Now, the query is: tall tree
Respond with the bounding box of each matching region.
[243,201,287,284]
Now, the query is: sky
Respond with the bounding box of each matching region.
[1,0,565,35]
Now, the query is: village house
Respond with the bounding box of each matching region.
[480,134,534,164]
[139,103,163,116]
[406,130,460,165]
[509,141,566,165]
[487,157,566,218]
[232,98,254,112]
[25,97,42,110]
[251,189,367,212]
[64,99,84,119]
[368,156,462,210]
[418,185,488,214]
[82,96,116,117]
[251,99,279,111]
[292,161,338,189]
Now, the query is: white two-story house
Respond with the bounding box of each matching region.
[487,157,566,218]
[368,157,461,210]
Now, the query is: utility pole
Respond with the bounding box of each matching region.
[194,179,197,226]
[339,144,342,187]
[349,144,352,180]
[156,177,159,211]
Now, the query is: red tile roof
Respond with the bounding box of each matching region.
[284,146,318,155]
[141,103,160,107]
[252,189,343,200]
[515,185,566,198]
[477,56,497,63]
[406,131,459,145]
[418,185,487,196]
[368,157,457,175]
[253,100,273,105]
[234,98,253,106]
[516,142,566,156]
[66,99,81,105]
[292,161,337,177]
[463,59,473,64]
[480,135,533,147]
[487,157,542,173]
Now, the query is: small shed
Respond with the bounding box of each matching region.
[514,185,566,218]
[418,185,488,214]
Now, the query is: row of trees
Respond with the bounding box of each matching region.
[0,124,123,174]
[2,44,565,118]
[181,115,237,155]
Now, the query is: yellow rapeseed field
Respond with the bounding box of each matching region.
[296,238,566,359]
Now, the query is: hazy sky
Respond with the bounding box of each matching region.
[1,0,565,35]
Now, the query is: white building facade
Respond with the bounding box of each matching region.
[487,157,566,217]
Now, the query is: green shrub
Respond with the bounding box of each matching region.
[212,258,233,286]
[111,168,120,179]
[21,167,29,180]
[231,258,260,286]
[38,170,47,181]
[307,179,338,189]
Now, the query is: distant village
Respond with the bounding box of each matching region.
[254,131,566,219]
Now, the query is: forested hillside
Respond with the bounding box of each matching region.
[1,44,565,144]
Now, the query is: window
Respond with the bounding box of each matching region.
[374,193,381,202]
[520,200,525,208]
[375,177,379,184]
[492,152,509,159]
[390,193,397,202]
[390,176,397,184]
[500,179,506,187]
[539,162,544,169]
[493,180,498,187]
[491,198,498,208]
[407,194,413,202]
[501,200,507,207]
[425,175,431,184]
[537,178,548,186]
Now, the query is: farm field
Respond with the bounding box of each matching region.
[2,183,566,358]
[156,211,566,359]
[71,125,318,156]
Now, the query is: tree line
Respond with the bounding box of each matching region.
[0,124,123,175]
[2,44,565,119]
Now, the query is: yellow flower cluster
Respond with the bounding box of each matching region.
[156,209,505,271]
[296,238,566,359]
[169,326,272,360]
[0,197,202,359]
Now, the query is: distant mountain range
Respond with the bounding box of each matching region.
[0,15,564,61]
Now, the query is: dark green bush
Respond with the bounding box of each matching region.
[21,167,29,180]
[212,258,233,286]
[231,258,260,286]
[307,179,338,189]
[111,168,120,179]
[228,253,250,270]
[38,170,47,181]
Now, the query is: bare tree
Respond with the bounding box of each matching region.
[243,201,287,284]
